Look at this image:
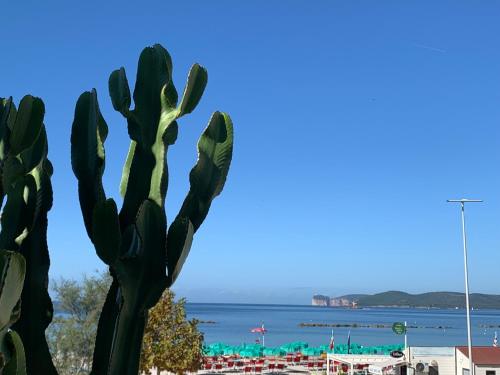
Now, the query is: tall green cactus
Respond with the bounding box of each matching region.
[0,96,57,375]
[71,44,234,375]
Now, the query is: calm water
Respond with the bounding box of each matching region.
[185,303,500,348]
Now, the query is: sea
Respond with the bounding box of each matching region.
[185,303,500,348]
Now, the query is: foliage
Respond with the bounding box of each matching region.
[46,272,111,375]
[140,290,203,375]
[0,96,55,374]
[70,43,233,375]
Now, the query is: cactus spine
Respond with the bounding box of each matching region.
[0,96,56,374]
[71,44,234,375]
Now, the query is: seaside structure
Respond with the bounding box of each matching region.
[406,347,456,375]
[456,347,500,375]
[312,295,354,307]
[326,346,500,375]
[326,353,407,375]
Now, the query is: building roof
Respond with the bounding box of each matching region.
[457,346,500,365]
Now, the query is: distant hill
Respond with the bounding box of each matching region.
[313,291,500,309]
[357,291,500,309]
[339,294,369,301]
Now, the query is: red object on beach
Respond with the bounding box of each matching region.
[215,363,222,371]
[204,363,212,370]
[251,322,267,333]
[251,327,267,333]
[268,363,276,371]
[244,366,252,373]
[277,363,285,371]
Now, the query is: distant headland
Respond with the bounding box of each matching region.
[312,290,500,309]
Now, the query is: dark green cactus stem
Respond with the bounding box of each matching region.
[71,44,233,375]
[0,96,57,375]
[0,250,26,375]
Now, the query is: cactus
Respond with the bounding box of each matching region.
[71,44,234,375]
[0,250,26,375]
[0,96,57,374]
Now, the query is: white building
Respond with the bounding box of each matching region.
[406,347,456,375]
[326,346,500,375]
[455,346,500,375]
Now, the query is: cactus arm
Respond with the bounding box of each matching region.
[177,64,208,117]
[119,51,208,221]
[13,214,57,375]
[0,251,25,334]
[117,45,175,227]
[147,63,207,208]
[71,91,125,375]
[131,44,174,144]
[12,159,57,375]
[0,250,25,373]
[92,199,121,265]
[19,126,47,176]
[71,90,108,238]
[165,217,194,286]
[8,96,44,156]
[166,112,233,285]
[0,180,31,250]
[0,98,14,196]
[0,97,14,144]
[3,330,26,375]
[118,143,156,228]
[109,67,131,116]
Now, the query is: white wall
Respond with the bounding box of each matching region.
[406,347,456,375]
[475,366,500,375]
[456,349,500,375]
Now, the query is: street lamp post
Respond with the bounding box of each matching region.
[447,199,482,375]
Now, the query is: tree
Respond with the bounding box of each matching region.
[140,290,203,375]
[46,272,111,375]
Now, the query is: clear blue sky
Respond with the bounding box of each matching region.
[2,1,500,304]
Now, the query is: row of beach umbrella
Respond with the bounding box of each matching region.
[203,342,404,357]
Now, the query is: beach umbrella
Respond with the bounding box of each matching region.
[223,347,239,355]
[301,347,322,356]
[263,348,276,356]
